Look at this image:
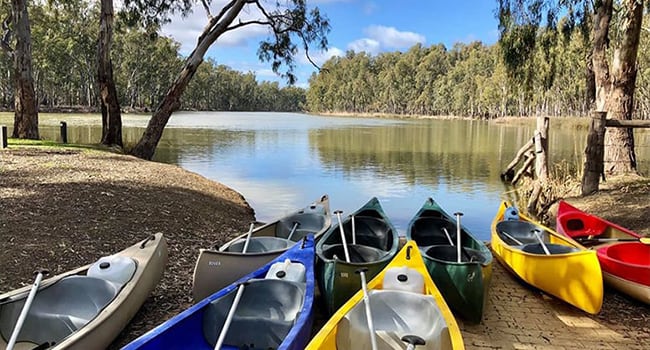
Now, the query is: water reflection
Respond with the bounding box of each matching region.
[2,112,648,240]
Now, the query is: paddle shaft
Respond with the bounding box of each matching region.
[454,212,463,263]
[287,222,300,241]
[214,284,246,350]
[533,230,551,255]
[241,223,255,253]
[7,270,47,350]
[442,227,454,246]
[501,231,524,245]
[358,270,378,350]
[334,211,351,262]
[352,215,356,245]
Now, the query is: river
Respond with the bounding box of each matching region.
[2,112,648,240]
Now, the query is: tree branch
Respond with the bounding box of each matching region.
[226,19,271,32]
[201,0,213,19]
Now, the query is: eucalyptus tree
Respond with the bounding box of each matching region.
[128,0,330,160]
[497,0,644,175]
[1,0,39,139]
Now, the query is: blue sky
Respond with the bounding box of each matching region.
[161,1,500,87]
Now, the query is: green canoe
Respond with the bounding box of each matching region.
[316,197,399,315]
[407,197,493,324]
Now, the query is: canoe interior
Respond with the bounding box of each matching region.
[0,256,136,346]
[225,236,294,253]
[495,220,580,254]
[320,216,395,254]
[202,279,306,349]
[424,245,489,264]
[606,243,650,265]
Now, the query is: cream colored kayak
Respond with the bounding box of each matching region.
[0,233,168,350]
[193,195,330,301]
[307,240,464,350]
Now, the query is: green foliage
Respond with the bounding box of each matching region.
[0,0,306,113]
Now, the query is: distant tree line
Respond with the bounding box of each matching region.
[306,13,650,119]
[0,1,305,113]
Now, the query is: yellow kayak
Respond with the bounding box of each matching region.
[307,240,464,350]
[491,201,603,314]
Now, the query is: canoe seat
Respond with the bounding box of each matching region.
[0,276,119,346]
[521,243,580,255]
[278,212,328,241]
[423,245,488,264]
[410,218,460,247]
[321,244,389,263]
[495,220,549,246]
[225,237,294,253]
[336,290,452,350]
[203,279,305,349]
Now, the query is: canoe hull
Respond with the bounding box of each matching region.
[492,201,603,314]
[557,200,650,304]
[193,195,330,301]
[407,197,493,324]
[307,241,465,350]
[316,197,399,316]
[125,236,316,350]
[0,233,167,350]
[422,256,492,324]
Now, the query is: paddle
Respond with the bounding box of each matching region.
[356,267,378,350]
[532,229,551,255]
[575,236,650,244]
[441,227,454,245]
[351,215,357,245]
[7,269,49,350]
[453,212,463,263]
[401,334,426,350]
[287,221,300,241]
[215,223,254,349]
[501,231,524,245]
[334,210,351,262]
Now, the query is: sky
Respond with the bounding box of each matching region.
[161,1,500,87]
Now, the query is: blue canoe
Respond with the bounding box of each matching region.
[122,235,316,350]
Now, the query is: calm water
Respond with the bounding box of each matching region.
[3,112,649,240]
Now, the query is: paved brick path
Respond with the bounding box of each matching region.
[459,261,650,350]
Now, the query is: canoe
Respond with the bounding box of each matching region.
[407,197,493,324]
[307,240,465,350]
[124,235,315,350]
[556,200,650,304]
[491,201,603,314]
[193,194,330,301]
[0,233,167,350]
[316,197,399,315]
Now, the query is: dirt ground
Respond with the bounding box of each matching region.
[1,147,649,349]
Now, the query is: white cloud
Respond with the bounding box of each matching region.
[299,47,344,66]
[161,2,272,54]
[347,38,380,55]
[364,25,426,49]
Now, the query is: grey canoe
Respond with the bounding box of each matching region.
[0,233,168,350]
[192,194,331,301]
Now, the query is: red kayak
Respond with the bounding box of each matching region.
[556,200,650,304]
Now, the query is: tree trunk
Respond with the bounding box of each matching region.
[581,111,606,195]
[11,0,38,139]
[98,0,122,147]
[603,0,642,175]
[591,0,612,112]
[130,0,246,160]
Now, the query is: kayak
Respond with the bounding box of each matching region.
[491,201,603,314]
[316,197,399,315]
[556,200,650,304]
[124,235,316,350]
[0,233,167,350]
[306,240,465,350]
[193,194,330,301]
[407,197,493,324]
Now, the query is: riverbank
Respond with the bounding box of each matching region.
[1,145,649,348]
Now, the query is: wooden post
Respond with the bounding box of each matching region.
[527,115,549,213]
[581,111,607,195]
[0,125,7,149]
[60,121,67,144]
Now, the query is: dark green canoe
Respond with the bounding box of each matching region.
[407,197,493,324]
[316,197,399,316]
